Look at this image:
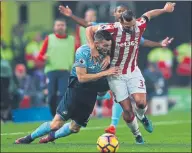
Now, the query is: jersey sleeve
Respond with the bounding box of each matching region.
[73,49,88,68]
[37,36,48,61]
[137,16,148,29]
[97,23,116,33]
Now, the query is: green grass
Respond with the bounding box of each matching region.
[1,111,191,152]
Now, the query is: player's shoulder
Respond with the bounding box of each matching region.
[137,16,149,24]
[99,22,116,29]
[76,45,91,58]
[48,33,55,38]
[136,16,148,28]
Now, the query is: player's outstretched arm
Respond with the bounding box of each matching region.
[143,37,174,47]
[59,5,91,28]
[143,2,176,20]
[86,25,100,60]
[76,67,120,83]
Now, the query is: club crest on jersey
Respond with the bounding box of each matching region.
[79,59,85,64]
[137,18,146,26]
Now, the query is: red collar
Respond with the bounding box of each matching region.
[54,33,67,39]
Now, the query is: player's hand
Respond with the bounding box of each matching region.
[59,5,72,17]
[105,67,121,76]
[161,37,174,47]
[101,56,110,70]
[163,2,176,13]
[91,47,100,63]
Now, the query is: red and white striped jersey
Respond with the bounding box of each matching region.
[98,17,147,74]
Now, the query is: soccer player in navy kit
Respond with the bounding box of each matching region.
[15,30,120,144]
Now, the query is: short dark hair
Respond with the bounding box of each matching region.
[94,30,115,55]
[54,18,66,24]
[121,10,135,22]
[94,30,113,42]
[115,5,129,12]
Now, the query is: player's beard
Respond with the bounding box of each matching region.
[97,47,109,56]
[55,29,65,35]
[123,27,135,35]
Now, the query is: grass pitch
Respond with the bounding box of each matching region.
[1,111,191,152]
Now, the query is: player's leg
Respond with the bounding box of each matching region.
[97,91,111,101]
[47,71,58,116]
[132,93,153,133]
[106,95,139,132]
[111,102,123,127]
[39,86,79,143]
[105,101,123,134]
[96,91,111,117]
[106,76,144,144]
[57,71,70,106]
[40,85,98,143]
[14,88,73,145]
[39,120,81,143]
[119,98,144,144]
[14,114,65,144]
[128,68,153,133]
[105,95,137,134]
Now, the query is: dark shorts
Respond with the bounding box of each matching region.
[56,76,109,127]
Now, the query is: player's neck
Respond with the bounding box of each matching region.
[54,33,67,39]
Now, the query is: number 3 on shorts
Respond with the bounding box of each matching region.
[139,80,144,88]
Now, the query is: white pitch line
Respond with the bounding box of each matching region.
[1,120,191,136]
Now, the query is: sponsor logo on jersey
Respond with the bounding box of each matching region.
[116,40,139,47]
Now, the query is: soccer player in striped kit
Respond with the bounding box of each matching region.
[86,2,176,144]
[59,4,174,139]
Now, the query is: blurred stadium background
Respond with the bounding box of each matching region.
[0,1,191,149]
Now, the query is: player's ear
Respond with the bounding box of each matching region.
[120,15,124,22]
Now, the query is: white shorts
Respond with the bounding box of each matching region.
[107,67,146,102]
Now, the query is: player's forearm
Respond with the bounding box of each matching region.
[86,26,96,49]
[143,9,166,20]
[143,39,162,47]
[71,14,90,28]
[78,71,107,83]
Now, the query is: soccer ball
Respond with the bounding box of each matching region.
[97,133,119,153]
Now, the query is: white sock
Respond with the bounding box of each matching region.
[131,102,137,115]
[127,116,141,137]
[135,105,148,120]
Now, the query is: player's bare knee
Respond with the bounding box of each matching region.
[137,103,146,109]
[50,120,63,130]
[50,115,64,130]
[133,94,147,108]
[70,121,81,133]
[135,100,147,109]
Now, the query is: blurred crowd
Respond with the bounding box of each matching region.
[0,4,191,122]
